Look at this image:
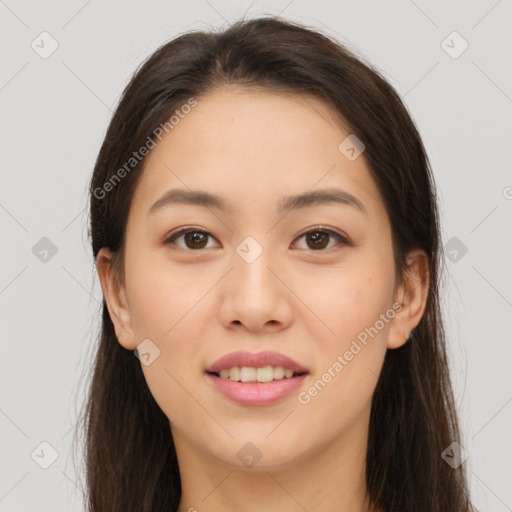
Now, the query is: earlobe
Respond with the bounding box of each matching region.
[387,248,430,350]
[96,247,137,350]
[387,325,412,350]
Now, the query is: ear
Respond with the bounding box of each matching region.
[388,248,430,350]
[96,247,137,350]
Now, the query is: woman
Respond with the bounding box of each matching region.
[77,15,476,512]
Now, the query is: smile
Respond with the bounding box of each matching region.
[210,365,306,382]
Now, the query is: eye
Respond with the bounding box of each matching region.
[163,225,349,252]
[292,226,349,251]
[163,227,220,250]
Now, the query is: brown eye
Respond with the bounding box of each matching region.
[163,226,348,252]
[163,229,219,250]
[306,231,329,250]
[293,227,348,251]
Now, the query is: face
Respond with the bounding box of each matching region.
[99,87,417,471]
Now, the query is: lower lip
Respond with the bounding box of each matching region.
[205,373,308,406]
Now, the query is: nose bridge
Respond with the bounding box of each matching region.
[235,234,267,267]
[218,233,293,331]
[233,234,277,297]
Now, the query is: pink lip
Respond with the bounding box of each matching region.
[205,350,309,374]
[204,350,310,406]
[205,373,308,406]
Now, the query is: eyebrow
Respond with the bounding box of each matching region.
[148,187,367,216]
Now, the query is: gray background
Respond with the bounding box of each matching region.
[1,0,511,510]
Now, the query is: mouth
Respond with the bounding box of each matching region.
[204,351,310,406]
[205,366,309,383]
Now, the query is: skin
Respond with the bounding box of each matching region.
[97,87,429,512]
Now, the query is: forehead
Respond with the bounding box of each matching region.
[130,87,385,220]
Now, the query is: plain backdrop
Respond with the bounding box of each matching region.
[1,1,511,510]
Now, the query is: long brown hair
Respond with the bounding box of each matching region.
[75,15,476,511]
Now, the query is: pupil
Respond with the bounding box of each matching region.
[307,231,328,250]
[185,231,207,249]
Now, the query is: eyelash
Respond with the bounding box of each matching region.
[162,225,350,253]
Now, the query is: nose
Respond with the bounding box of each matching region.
[217,242,294,333]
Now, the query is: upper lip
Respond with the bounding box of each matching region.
[205,350,310,374]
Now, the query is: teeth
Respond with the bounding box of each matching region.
[240,367,256,382]
[257,366,274,382]
[217,365,300,382]
[273,366,285,379]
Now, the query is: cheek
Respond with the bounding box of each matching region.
[125,250,209,340]
[125,260,209,425]
[294,257,393,408]
[295,255,395,345]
